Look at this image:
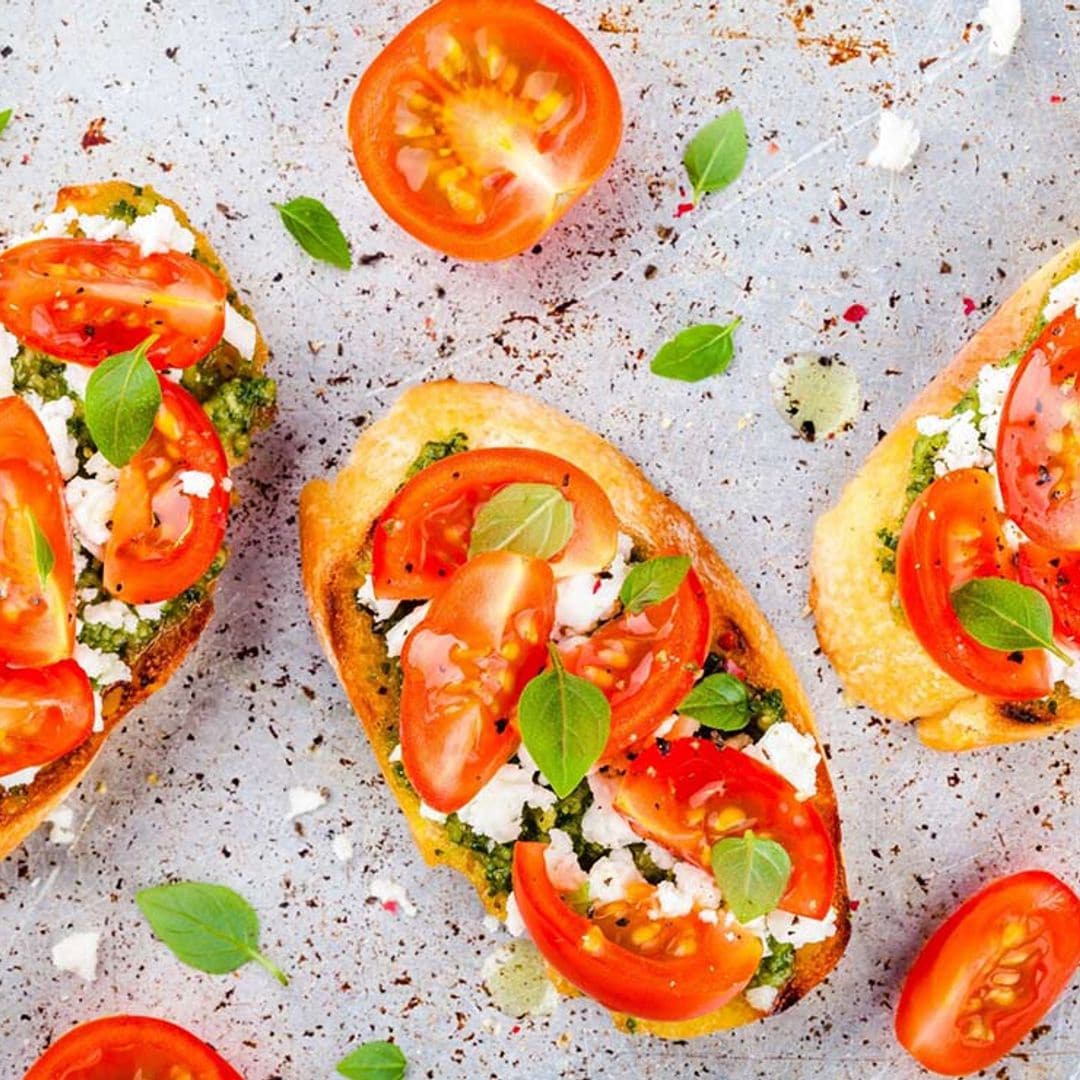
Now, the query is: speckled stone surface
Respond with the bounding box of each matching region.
[1,1,1078,1077]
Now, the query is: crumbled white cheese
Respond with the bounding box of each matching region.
[581,774,639,850]
[356,576,402,623]
[553,532,634,636]
[1047,651,1080,698]
[915,410,992,477]
[127,204,196,256]
[385,602,430,658]
[1045,272,1080,323]
[0,326,18,397]
[976,362,1016,449]
[866,110,921,173]
[35,206,78,238]
[543,828,588,892]
[66,475,118,557]
[135,601,166,622]
[367,877,418,916]
[81,600,139,634]
[331,833,354,863]
[62,362,94,399]
[980,0,1022,56]
[46,805,77,845]
[24,393,78,479]
[419,800,447,824]
[51,930,100,982]
[224,304,258,362]
[284,786,327,821]
[698,908,719,925]
[178,470,216,499]
[743,722,821,800]
[388,742,403,763]
[586,848,645,905]
[505,892,526,937]
[745,985,779,1013]
[764,906,838,947]
[456,762,557,844]
[651,862,723,919]
[0,765,40,790]
[74,641,131,689]
[76,214,128,242]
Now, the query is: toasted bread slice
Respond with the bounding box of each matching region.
[811,240,1080,752]
[0,181,273,858]
[300,380,850,1037]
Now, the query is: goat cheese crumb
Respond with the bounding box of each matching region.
[1045,272,1080,323]
[385,602,430,658]
[51,931,101,982]
[77,214,128,242]
[553,532,634,637]
[127,204,196,256]
[581,774,639,850]
[745,985,779,1013]
[25,393,78,479]
[63,362,94,399]
[544,828,588,892]
[652,862,723,919]
[587,848,645,905]
[765,906,839,947]
[331,833,354,863]
[66,475,118,557]
[457,762,557,844]
[284,786,327,821]
[74,641,131,689]
[743,722,821,800]
[505,892,526,937]
[368,877,418,917]
[976,363,1016,448]
[224,304,258,361]
[0,326,18,397]
[356,576,402,623]
[46,805,77,845]
[178,470,216,499]
[915,411,992,476]
[980,0,1022,56]
[82,600,139,634]
[866,110,921,173]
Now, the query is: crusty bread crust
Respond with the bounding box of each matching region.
[299,380,850,1038]
[811,240,1080,751]
[0,181,270,857]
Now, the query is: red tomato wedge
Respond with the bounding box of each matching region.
[896,468,1051,699]
[0,396,76,667]
[104,379,230,605]
[0,660,94,774]
[895,870,1080,1076]
[0,238,225,369]
[614,738,836,919]
[23,1014,243,1080]
[372,447,617,601]
[512,841,762,1021]
[400,551,555,813]
[1018,542,1080,646]
[347,0,622,261]
[998,310,1080,550]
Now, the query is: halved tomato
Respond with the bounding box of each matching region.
[0,660,94,774]
[104,379,230,604]
[1018,542,1080,646]
[896,468,1050,699]
[614,738,836,919]
[512,841,762,1021]
[348,0,622,261]
[896,870,1080,1076]
[372,447,617,600]
[400,551,555,812]
[0,238,225,369]
[0,396,76,667]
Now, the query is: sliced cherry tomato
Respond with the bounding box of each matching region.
[614,738,836,919]
[512,841,761,1021]
[1018,542,1080,646]
[896,468,1050,699]
[998,310,1080,550]
[0,660,94,774]
[400,551,555,812]
[0,238,225,369]
[23,1014,243,1080]
[348,0,622,261]
[0,396,76,667]
[895,870,1080,1076]
[372,447,617,601]
[560,566,710,757]
[104,379,230,605]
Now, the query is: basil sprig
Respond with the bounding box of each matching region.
[28,510,55,586]
[274,196,352,269]
[951,578,1071,664]
[677,673,749,731]
[619,555,691,614]
[683,108,748,204]
[651,318,741,382]
[336,1040,407,1080]
[84,336,162,467]
[468,483,574,560]
[0,109,11,137]
[711,831,792,924]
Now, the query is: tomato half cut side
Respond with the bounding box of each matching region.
[1018,542,1080,646]
[614,738,836,919]
[0,238,226,369]
[512,841,762,1021]
[896,468,1051,699]
[104,379,230,605]
[0,660,94,774]
[348,0,622,261]
[372,447,618,600]
[23,1014,243,1080]
[400,551,555,813]
[895,870,1080,1076]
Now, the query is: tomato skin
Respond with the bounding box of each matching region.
[23,1014,243,1080]
[1017,542,1080,646]
[0,238,226,369]
[895,870,1080,1076]
[896,468,1050,699]
[0,661,94,774]
[348,0,622,261]
[372,448,618,600]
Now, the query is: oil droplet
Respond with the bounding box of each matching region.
[769,353,860,442]
[481,939,560,1018]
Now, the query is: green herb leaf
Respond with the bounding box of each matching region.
[0,109,11,137]
[274,196,352,269]
[84,337,162,467]
[468,483,574,560]
[711,831,792,924]
[518,646,611,798]
[650,319,742,382]
[28,510,55,586]
[683,109,748,203]
[951,577,1071,665]
[336,1041,407,1080]
[135,881,290,986]
[619,555,691,613]
[677,673,749,731]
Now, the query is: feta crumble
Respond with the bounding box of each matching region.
[743,722,821,800]
[284,786,327,821]
[0,326,18,397]
[543,828,588,892]
[915,410,992,476]
[66,473,118,557]
[866,110,921,173]
[505,892,527,937]
[25,393,78,479]
[81,600,139,634]
[51,930,101,982]
[74,641,131,689]
[456,761,557,844]
[368,877,418,917]
[745,985,779,1013]
[178,470,216,499]
[224,304,258,362]
[1045,272,1080,323]
[553,532,633,637]
[385,602,430,658]
[46,805,78,845]
[127,204,196,256]
[586,848,645,905]
[355,576,402,623]
[581,774,639,850]
[765,906,839,947]
[980,0,1022,57]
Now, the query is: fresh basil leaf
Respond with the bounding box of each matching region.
[619,555,691,613]
[651,319,741,382]
[28,510,55,586]
[518,646,610,798]
[336,1041,407,1080]
[135,881,289,986]
[683,109,748,203]
[0,109,11,137]
[84,337,162,467]
[951,577,1071,665]
[677,673,749,731]
[274,196,352,269]
[711,831,792,924]
[468,483,574,560]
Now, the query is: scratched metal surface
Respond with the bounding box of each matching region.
[1,1,1079,1077]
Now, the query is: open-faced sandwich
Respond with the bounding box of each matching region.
[0,182,275,856]
[300,381,849,1036]
[812,240,1080,751]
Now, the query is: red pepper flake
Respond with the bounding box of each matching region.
[510,1025,522,1035]
[766,141,781,156]
[849,898,861,912]
[674,202,696,219]
[1049,94,1064,105]
[382,900,399,914]
[842,303,868,324]
[80,117,110,151]
[963,296,977,315]
[592,579,602,594]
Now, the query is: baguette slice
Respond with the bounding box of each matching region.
[0,181,273,858]
[811,239,1080,751]
[300,380,850,1038]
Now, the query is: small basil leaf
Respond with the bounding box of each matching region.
[619,555,691,614]
[274,196,352,269]
[651,319,741,383]
[468,483,574,560]
[677,673,749,731]
[336,1040,407,1080]
[28,510,55,586]
[950,577,1071,665]
[711,831,792,924]
[84,337,162,467]
[0,109,11,137]
[683,108,748,203]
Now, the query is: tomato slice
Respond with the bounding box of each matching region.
[23,1014,243,1080]
[0,396,76,667]
[895,870,1080,1076]
[614,738,836,920]
[104,379,230,605]
[0,238,225,369]
[372,447,617,601]
[512,841,761,1021]
[0,660,94,774]
[400,551,555,812]
[998,310,1080,550]
[1018,541,1080,645]
[347,0,622,261]
[896,468,1050,699]
[560,566,710,757]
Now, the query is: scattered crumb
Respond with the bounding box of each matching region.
[46,805,77,845]
[331,833,353,863]
[367,877,417,917]
[980,0,1022,57]
[51,931,100,982]
[284,786,328,821]
[80,117,110,151]
[866,110,920,172]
